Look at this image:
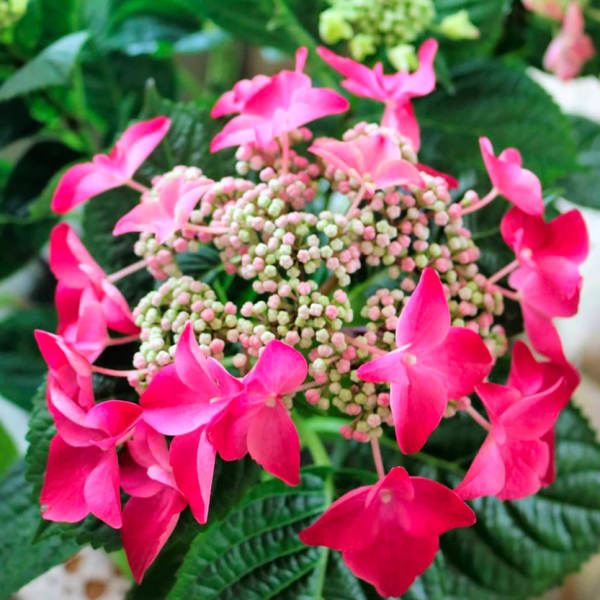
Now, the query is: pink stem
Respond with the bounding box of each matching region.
[460,188,499,216]
[294,381,324,393]
[487,259,520,285]
[371,437,386,480]
[91,366,147,378]
[107,259,147,283]
[495,285,521,302]
[280,133,290,175]
[345,184,367,218]
[344,335,386,356]
[125,180,150,194]
[465,405,491,431]
[107,334,140,346]
[184,223,228,235]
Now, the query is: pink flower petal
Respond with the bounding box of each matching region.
[85,400,143,448]
[118,117,171,179]
[84,449,122,528]
[497,438,549,500]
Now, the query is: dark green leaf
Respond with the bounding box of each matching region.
[557,115,600,210]
[0,461,80,598]
[169,470,366,600]
[0,31,90,102]
[0,419,18,478]
[0,98,42,148]
[417,60,577,188]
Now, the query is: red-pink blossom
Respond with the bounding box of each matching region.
[40,388,142,528]
[317,40,438,150]
[210,48,349,151]
[211,74,271,117]
[300,467,475,597]
[50,223,139,355]
[113,174,214,244]
[309,132,425,192]
[523,0,566,20]
[120,422,187,582]
[209,340,308,486]
[357,268,493,453]
[455,373,569,501]
[501,207,588,362]
[52,117,170,214]
[480,137,543,216]
[544,2,595,81]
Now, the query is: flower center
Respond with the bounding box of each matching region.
[380,490,393,504]
[402,353,417,366]
[266,397,277,408]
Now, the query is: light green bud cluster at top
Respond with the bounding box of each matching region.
[0,0,28,38]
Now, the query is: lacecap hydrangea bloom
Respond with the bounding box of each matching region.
[37,42,587,595]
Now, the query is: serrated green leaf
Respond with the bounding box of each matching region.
[0,461,80,598]
[557,115,600,210]
[0,31,90,102]
[417,60,577,188]
[169,470,366,600]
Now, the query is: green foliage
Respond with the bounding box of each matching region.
[417,59,577,188]
[0,31,90,101]
[0,419,18,478]
[169,469,365,600]
[558,116,600,210]
[0,461,80,599]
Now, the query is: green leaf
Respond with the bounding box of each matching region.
[417,60,577,187]
[557,115,600,210]
[0,461,80,598]
[0,419,18,478]
[169,470,366,600]
[0,31,90,102]
[138,80,236,181]
[0,98,42,148]
[0,307,56,410]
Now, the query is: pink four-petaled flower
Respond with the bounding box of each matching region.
[358,268,493,453]
[52,117,170,214]
[300,466,475,598]
[211,74,271,118]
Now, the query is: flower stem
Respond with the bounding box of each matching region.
[460,188,499,216]
[184,223,228,235]
[125,180,150,194]
[107,259,147,283]
[465,405,491,431]
[495,285,521,302]
[344,335,386,356]
[280,133,290,175]
[294,381,324,393]
[107,334,140,346]
[345,184,367,218]
[371,437,386,480]
[91,366,146,378]
[487,259,519,285]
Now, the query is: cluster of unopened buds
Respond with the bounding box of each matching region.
[524,0,596,80]
[37,40,588,597]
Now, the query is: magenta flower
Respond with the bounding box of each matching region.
[209,340,308,486]
[309,132,425,192]
[501,207,588,362]
[211,74,271,118]
[523,0,565,20]
[120,422,187,582]
[455,375,568,501]
[40,391,143,527]
[113,174,214,244]
[300,467,475,597]
[50,223,139,343]
[317,40,438,150]
[357,268,493,453]
[52,117,171,214]
[480,137,544,216]
[210,48,349,151]
[544,2,595,81]
[141,322,243,435]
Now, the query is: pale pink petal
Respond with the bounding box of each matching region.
[394,39,438,100]
[113,201,170,238]
[121,488,186,583]
[308,138,363,182]
[41,436,103,523]
[382,101,421,151]
[356,349,409,385]
[118,117,171,178]
[246,400,300,485]
[210,115,263,152]
[373,158,425,189]
[170,427,216,524]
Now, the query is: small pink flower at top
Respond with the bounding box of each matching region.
[544,2,595,81]
[52,117,171,214]
[211,74,271,118]
[209,339,308,486]
[317,39,438,151]
[357,268,493,454]
[479,137,544,216]
[309,132,425,194]
[113,174,214,244]
[50,224,139,349]
[501,207,588,362]
[210,48,349,152]
[455,374,568,501]
[523,0,566,20]
[120,422,187,582]
[40,381,143,528]
[300,467,475,597]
